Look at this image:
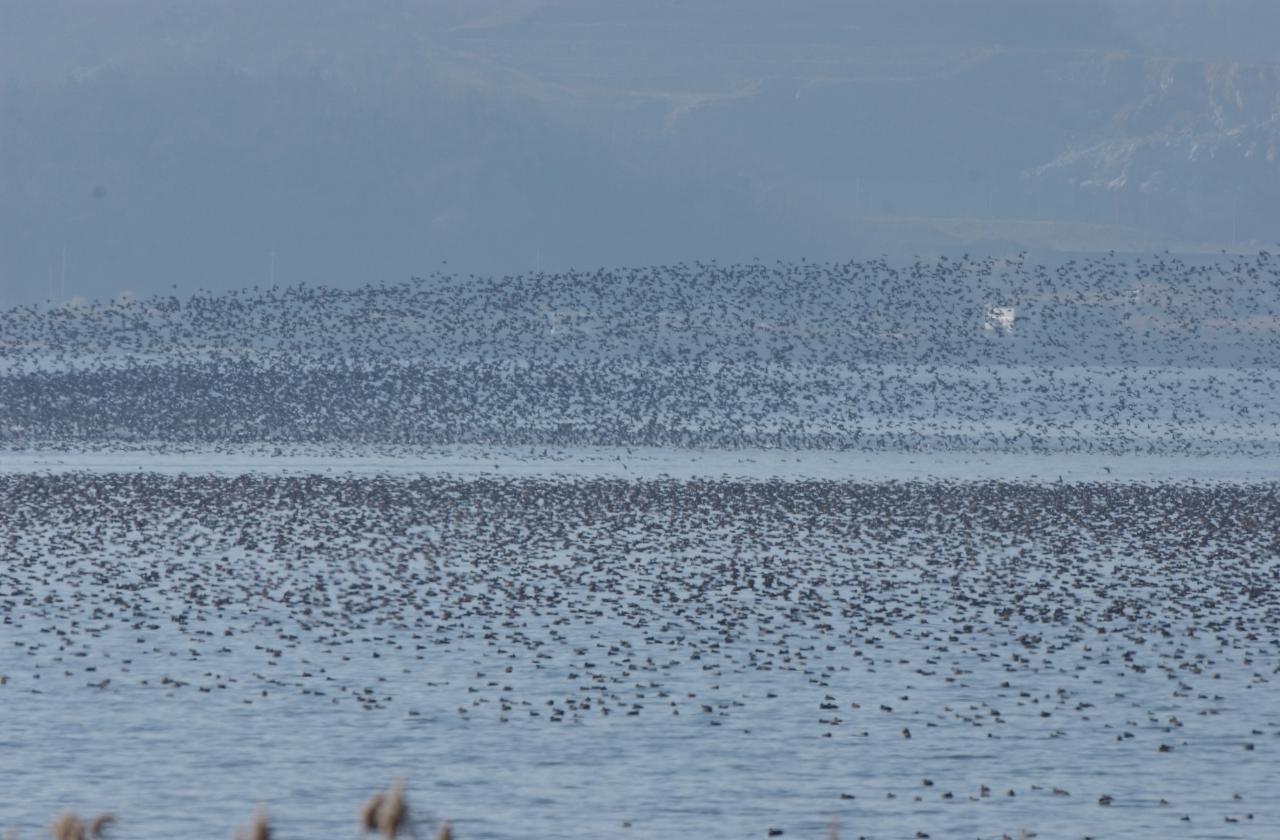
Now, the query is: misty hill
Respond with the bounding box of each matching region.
[4,1,1280,305]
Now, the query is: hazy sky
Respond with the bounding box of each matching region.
[3,1,1279,305]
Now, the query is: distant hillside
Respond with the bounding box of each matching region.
[3,1,1279,304]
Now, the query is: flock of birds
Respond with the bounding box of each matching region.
[3,252,1278,837]
[0,252,1276,454]
[2,473,1277,836]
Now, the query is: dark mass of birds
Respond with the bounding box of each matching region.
[2,474,1277,836]
[0,252,1277,454]
[3,252,1278,838]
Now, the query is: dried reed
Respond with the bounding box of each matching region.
[360,780,411,839]
[233,808,270,840]
[49,814,83,840]
[359,794,385,833]
[376,780,408,839]
[49,812,115,840]
[40,784,462,839]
